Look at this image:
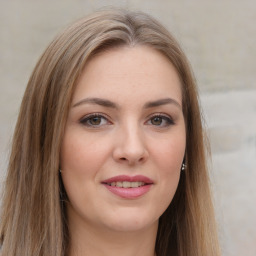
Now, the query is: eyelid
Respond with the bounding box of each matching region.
[145,112,175,126]
[79,112,112,127]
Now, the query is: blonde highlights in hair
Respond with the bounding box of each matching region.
[0,9,220,256]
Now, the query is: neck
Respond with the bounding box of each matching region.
[67,214,158,256]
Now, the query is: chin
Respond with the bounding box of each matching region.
[102,210,159,232]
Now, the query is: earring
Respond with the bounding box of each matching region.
[181,163,186,171]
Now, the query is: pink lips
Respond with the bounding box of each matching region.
[102,175,154,199]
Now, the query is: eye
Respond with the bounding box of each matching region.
[146,114,174,127]
[80,113,111,127]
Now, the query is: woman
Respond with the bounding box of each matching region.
[0,9,221,256]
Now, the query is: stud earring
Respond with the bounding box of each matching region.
[181,163,186,171]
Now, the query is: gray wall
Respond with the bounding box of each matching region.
[0,1,255,255]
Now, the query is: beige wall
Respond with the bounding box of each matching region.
[0,0,255,255]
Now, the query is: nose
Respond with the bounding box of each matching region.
[112,124,149,165]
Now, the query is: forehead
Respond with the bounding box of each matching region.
[73,45,182,105]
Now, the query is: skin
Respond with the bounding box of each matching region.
[60,45,186,256]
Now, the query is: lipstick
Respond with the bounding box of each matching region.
[101,175,153,199]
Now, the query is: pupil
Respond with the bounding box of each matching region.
[91,117,101,125]
[152,117,162,125]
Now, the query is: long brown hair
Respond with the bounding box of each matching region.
[0,8,221,256]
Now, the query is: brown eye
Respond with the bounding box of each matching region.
[89,116,102,125]
[80,114,110,127]
[146,114,174,127]
[151,116,163,126]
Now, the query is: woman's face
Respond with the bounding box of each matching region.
[60,46,186,233]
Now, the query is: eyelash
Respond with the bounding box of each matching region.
[146,113,175,127]
[79,113,175,128]
[79,113,111,127]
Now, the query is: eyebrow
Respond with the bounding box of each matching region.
[144,98,181,109]
[73,98,118,108]
[72,97,181,109]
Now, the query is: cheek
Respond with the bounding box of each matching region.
[152,133,186,170]
[156,144,182,190]
[150,131,185,203]
[60,130,110,209]
[60,129,110,173]
[153,147,183,214]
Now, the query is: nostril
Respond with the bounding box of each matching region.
[139,157,144,162]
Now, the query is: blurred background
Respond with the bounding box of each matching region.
[0,0,255,255]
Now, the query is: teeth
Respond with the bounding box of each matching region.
[116,181,122,187]
[131,182,138,188]
[108,181,145,188]
[123,181,130,188]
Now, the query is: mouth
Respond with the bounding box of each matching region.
[101,175,154,199]
[105,181,146,188]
